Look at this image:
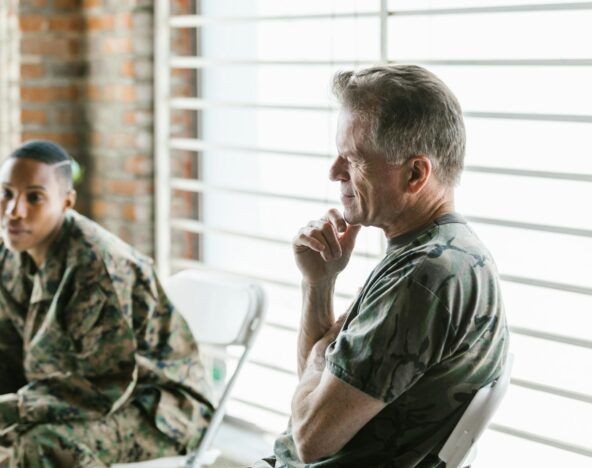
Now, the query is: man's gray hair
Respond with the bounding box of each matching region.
[332,64,465,186]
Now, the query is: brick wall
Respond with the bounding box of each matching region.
[19,0,89,212]
[18,0,198,258]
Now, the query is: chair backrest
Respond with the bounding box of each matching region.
[165,269,265,348]
[438,354,514,468]
[163,269,266,468]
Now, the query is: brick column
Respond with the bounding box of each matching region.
[83,0,155,255]
[17,0,198,258]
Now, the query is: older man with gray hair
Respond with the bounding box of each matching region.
[255,64,508,467]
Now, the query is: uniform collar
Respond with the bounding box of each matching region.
[29,212,74,304]
[387,212,467,250]
[0,212,74,305]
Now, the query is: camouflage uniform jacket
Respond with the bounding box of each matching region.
[273,213,509,467]
[0,210,212,449]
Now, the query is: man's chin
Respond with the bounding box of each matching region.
[343,209,361,226]
[1,235,29,253]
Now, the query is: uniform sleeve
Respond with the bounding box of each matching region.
[132,270,213,449]
[0,322,26,395]
[15,270,137,426]
[0,281,27,395]
[325,271,453,403]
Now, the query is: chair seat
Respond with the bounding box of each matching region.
[111,456,186,468]
[110,447,221,467]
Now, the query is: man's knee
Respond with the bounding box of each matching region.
[12,423,96,468]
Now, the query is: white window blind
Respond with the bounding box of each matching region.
[155,1,592,465]
[0,0,19,158]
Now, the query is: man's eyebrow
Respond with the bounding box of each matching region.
[341,151,364,161]
[0,183,47,191]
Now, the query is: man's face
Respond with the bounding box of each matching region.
[330,109,405,228]
[0,158,72,256]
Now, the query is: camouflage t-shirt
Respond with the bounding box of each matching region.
[272,213,509,467]
[0,210,213,449]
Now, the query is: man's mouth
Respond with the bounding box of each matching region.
[6,225,30,236]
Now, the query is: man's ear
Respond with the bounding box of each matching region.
[64,189,77,210]
[407,156,431,194]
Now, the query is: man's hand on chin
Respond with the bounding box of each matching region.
[292,208,361,286]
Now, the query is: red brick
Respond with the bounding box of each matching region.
[122,203,136,221]
[121,59,135,77]
[100,37,133,54]
[124,155,152,176]
[105,132,136,148]
[19,15,46,32]
[21,131,78,147]
[123,110,136,125]
[49,15,84,32]
[21,85,79,103]
[106,179,153,197]
[86,15,115,31]
[21,37,81,59]
[86,84,102,101]
[20,63,45,79]
[116,13,133,29]
[91,200,108,218]
[21,108,47,125]
[52,108,80,125]
[90,176,103,195]
[85,13,131,31]
[90,132,102,146]
[54,0,79,9]
[86,84,137,103]
[21,0,48,7]
[104,84,136,102]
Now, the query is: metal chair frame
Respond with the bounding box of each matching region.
[438,354,514,468]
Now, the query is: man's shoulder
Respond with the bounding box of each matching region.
[66,210,153,278]
[363,219,501,323]
[377,220,490,279]
[398,220,497,288]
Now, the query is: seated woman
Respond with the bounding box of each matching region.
[0,140,212,467]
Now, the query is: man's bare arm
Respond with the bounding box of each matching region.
[291,209,376,462]
[297,281,335,376]
[291,320,386,463]
[292,209,360,376]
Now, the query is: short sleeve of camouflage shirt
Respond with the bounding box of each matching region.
[325,270,451,403]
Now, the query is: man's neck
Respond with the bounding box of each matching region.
[27,215,66,268]
[382,192,455,240]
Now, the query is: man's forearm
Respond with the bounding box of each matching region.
[297,280,335,377]
[292,345,325,428]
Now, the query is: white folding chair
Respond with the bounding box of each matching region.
[438,354,513,468]
[112,269,266,468]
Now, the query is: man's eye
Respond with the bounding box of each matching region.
[0,189,12,200]
[27,193,42,203]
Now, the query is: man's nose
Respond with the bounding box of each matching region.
[329,156,349,182]
[7,195,26,220]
